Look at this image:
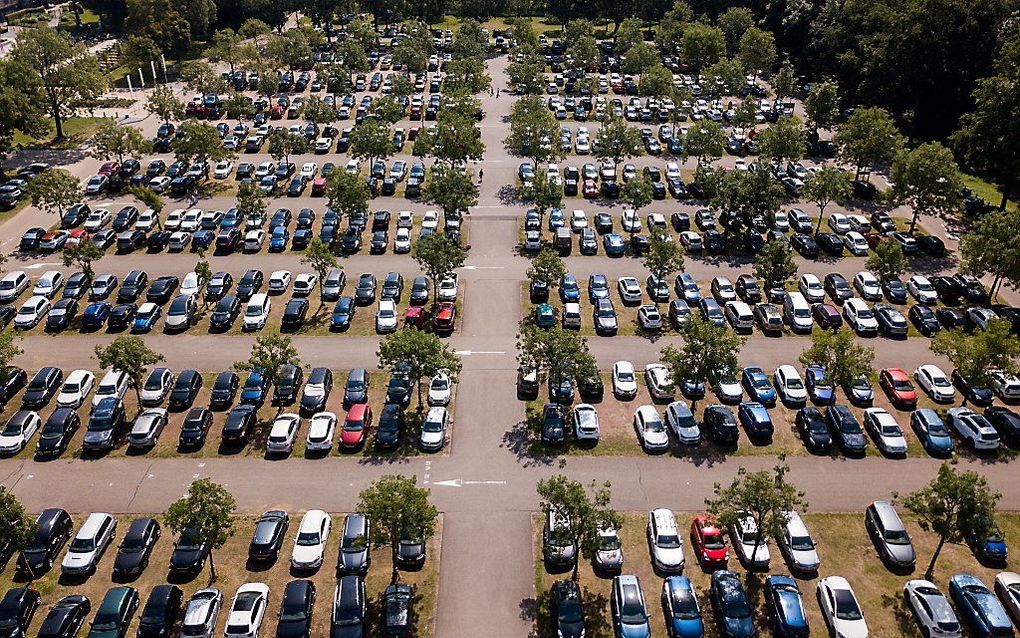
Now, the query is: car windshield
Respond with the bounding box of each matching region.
[423,418,443,433]
[92,608,122,631]
[657,534,681,549]
[884,528,910,545]
[1,420,25,436]
[70,536,95,552]
[789,534,814,551]
[245,304,265,316]
[296,531,320,546]
[833,590,862,620]
[857,307,874,319]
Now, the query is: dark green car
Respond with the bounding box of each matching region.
[88,587,139,638]
[535,304,556,328]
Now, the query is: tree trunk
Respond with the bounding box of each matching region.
[52,94,64,140]
[925,537,945,581]
[391,542,400,583]
[999,179,1011,211]
[909,211,919,235]
[208,548,217,581]
[814,207,825,234]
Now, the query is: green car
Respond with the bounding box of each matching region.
[535,304,556,328]
[88,587,139,638]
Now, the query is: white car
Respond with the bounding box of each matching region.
[863,408,908,455]
[665,162,681,180]
[136,209,160,231]
[428,370,453,406]
[994,572,1020,627]
[773,365,808,406]
[140,367,175,406]
[665,401,700,444]
[438,274,458,301]
[164,208,185,230]
[621,209,641,233]
[647,509,685,573]
[679,231,703,251]
[243,294,271,331]
[394,227,412,253]
[711,276,736,302]
[907,275,939,305]
[255,162,275,178]
[57,369,96,408]
[634,405,669,452]
[947,407,1000,451]
[778,511,819,573]
[84,209,111,231]
[572,403,600,442]
[92,370,128,408]
[637,304,663,330]
[0,410,41,454]
[422,210,439,230]
[61,513,116,576]
[843,298,879,335]
[644,364,674,401]
[213,160,233,179]
[827,212,851,234]
[293,274,317,297]
[291,510,331,569]
[314,137,332,152]
[0,271,29,302]
[617,277,642,303]
[914,365,955,403]
[15,296,51,329]
[179,271,200,297]
[843,231,870,256]
[299,162,318,180]
[266,271,291,295]
[376,299,398,333]
[853,271,882,300]
[570,210,588,232]
[306,412,336,451]
[903,580,961,638]
[266,413,300,454]
[989,370,1020,401]
[731,515,770,569]
[817,577,869,638]
[168,231,192,251]
[244,230,266,251]
[148,176,171,193]
[613,361,638,398]
[33,271,64,299]
[419,406,449,452]
[223,583,270,638]
[179,209,202,232]
[797,274,824,303]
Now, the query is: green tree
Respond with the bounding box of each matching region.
[804,80,840,131]
[222,92,254,120]
[325,169,370,224]
[714,169,784,237]
[124,0,192,56]
[622,178,653,219]
[899,462,1000,580]
[797,328,875,389]
[180,60,228,96]
[655,0,693,53]
[519,171,563,216]
[0,331,23,371]
[660,314,745,409]
[422,165,478,219]
[890,142,964,233]
[0,58,47,158]
[377,329,463,407]
[737,27,776,80]
[236,182,267,221]
[94,336,165,405]
[0,488,37,578]
[301,238,339,308]
[413,234,468,308]
[443,58,491,96]
[685,119,726,165]
[62,242,105,280]
[174,121,235,173]
[207,28,253,73]
[753,240,798,298]
[681,22,726,72]
[233,335,301,405]
[638,64,674,97]
[717,6,753,54]
[642,230,685,307]
[536,475,621,580]
[729,99,759,131]
[527,248,567,288]
[11,26,106,139]
[757,116,805,166]
[595,114,643,168]
[771,59,796,101]
[145,86,182,127]
[357,475,439,583]
[701,58,745,97]
[119,35,163,73]
[621,42,660,75]
[300,96,336,126]
[517,325,598,397]
[451,18,487,60]
[834,106,905,179]
[568,35,600,71]
[267,129,309,166]
[392,37,429,74]
[930,318,1020,404]
[349,119,393,170]
[804,165,853,233]
[163,479,236,580]
[193,253,213,309]
[706,457,807,566]
[26,169,80,221]
[959,209,1020,300]
[90,119,149,163]
[504,95,564,164]
[506,57,547,95]
[414,112,484,164]
[866,240,907,281]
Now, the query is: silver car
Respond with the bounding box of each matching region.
[572,404,600,443]
[904,580,961,638]
[593,524,623,573]
[182,588,223,638]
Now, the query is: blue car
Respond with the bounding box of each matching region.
[132,304,162,332]
[662,576,703,638]
[603,233,626,256]
[764,575,809,637]
[560,274,581,302]
[268,226,289,252]
[709,571,754,638]
[240,368,270,405]
[966,518,1009,563]
[547,209,565,230]
[220,208,244,229]
[192,230,215,251]
[81,302,112,329]
[804,366,834,405]
[910,409,953,456]
[742,367,777,405]
[330,296,355,330]
[949,574,1014,637]
[737,401,774,439]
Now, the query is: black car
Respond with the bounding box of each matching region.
[116,230,147,253]
[222,404,256,443]
[985,407,1020,446]
[112,518,160,577]
[46,299,78,332]
[37,596,90,638]
[375,403,404,449]
[89,587,139,638]
[815,232,843,256]
[396,528,426,570]
[282,298,310,328]
[917,234,946,256]
[216,229,242,253]
[249,510,289,561]
[909,304,941,335]
[209,371,239,409]
[930,276,963,305]
[354,274,376,305]
[710,571,755,638]
[337,514,371,575]
[146,231,171,251]
[169,370,203,409]
[541,403,567,445]
[704,405,739,444]
[385,367,412,407]
[168,528,209,574]
[63,273,91,300]
[936,307,968,330]
[882,277,908,304]
[790,234,818,258]
[0,367,26,408]
[17,508,72,576]
[795,407,831,454]
[209,295,241,331]
[178,408,213,449]
[135,585,183,638]
[19,228,45,252]
[578,374,604,401]
[35,409,80,458]
[330,297,356,330]
[22,367,63,409]
[276,580,315,638]
[0,587,41,638]
[107,304,137,331]
[825,405,867,455]
[381,272,404,302]
[954,273,988,304]
[236,270,264,301]
[274,365,304,405]
[551,580,585,638]
[300,367,332,414]
[117,271,148,304]
[204,272,233,301]
[145,277,179,305]
[330,576,365,638]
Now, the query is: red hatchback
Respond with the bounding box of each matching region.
[340,404,373,450]
[405,306,431,328]
[880,368,917,408]
[690,515,729,568]
[434,302,456,333]
[311,177,327,196]
[98,161,120,176]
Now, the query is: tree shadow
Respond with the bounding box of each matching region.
[669,441,728,467]
[500,416,567,469]
[497,184,522,205]
[881,592,921,637]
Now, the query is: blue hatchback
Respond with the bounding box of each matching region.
[742,367,777,405]
[738,402,774,438]
[82,302,111,329]
[804,366,834,405]
[949,574,1013,638]
[662,576,703,638]
[764,575,809,637]
[910,409,953,456]
[603,233,626,257]
[268,226,289,252]
[240,368,269,404]
[331,296,355,330]
[560,275,581,302]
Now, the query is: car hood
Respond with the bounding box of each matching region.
[291,544,323,563]
[330,622,364,638]
[420,430,444,445]
[339,551,367,571]
[62,550,94,568]
[171,546,204,567]
[340,430,362,445]
[114,551,145,572]
[721,613,754,638]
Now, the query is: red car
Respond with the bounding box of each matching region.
[880,368,917,407]
[340,403,373,450]
[408,126,421,140]
[65,229,91,247]
[582,179,598,199]
[405,306,431,328]
[865,232,884,250]
[311,177,328,196]
[690,515,728,567]
[269,105,284,119]
[98,161,120,176]
[433,302,456,333]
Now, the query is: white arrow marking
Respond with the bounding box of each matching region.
[455,350,506,356]
[433,479,462,487]
[25,262,61,270]
[432,479,507,487]
[463,480,507,486]
[460,265,505,270]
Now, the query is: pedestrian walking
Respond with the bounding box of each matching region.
[478,168,484,182]
[496,88,500,97]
